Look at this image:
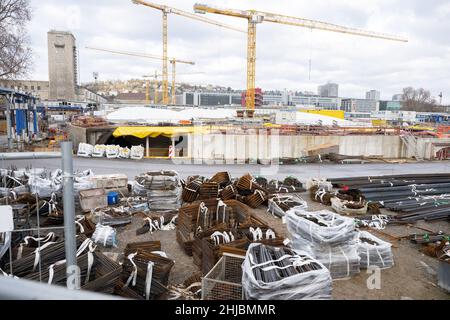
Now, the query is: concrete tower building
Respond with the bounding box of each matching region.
[366,90,380,101]
[318,82,339,97]
[47,30,78,101]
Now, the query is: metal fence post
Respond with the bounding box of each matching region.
[61,141,79,289]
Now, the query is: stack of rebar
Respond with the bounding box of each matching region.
[182,179,202,203]
[198,182,220,200]
[242,244,332,300]
[120,244,174,300]
[285,208,360,279]
[209,172,231,187]
[132,171,181,212]
[267,194,308,218]
[329,174,450,222]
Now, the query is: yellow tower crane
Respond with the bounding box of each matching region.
[143,71,205,104]
[194,3,408,110]
[143,72,160,104]
[85,46,195,104]
[131,0,246,104]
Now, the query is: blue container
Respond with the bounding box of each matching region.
[107,191,119,205]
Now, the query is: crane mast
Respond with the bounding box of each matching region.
[131,0,246,105]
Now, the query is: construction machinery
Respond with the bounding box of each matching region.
[85,46,195,104]
[131,0,246,104]
[194,3,408,111]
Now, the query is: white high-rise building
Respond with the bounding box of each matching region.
[366,90,380,101]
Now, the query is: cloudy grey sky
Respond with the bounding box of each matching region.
[27,0,450,103]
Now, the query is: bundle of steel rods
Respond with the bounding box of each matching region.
[176,199,250,255]
[135,212,177,235]
[285,209,360,279]
[209,172,231,187]
[5,235,88,277]
[182,179,202,203]
[329,174,450,222]
[242,244,332,300]
[357,231,394,269]
[267,194,308,218]
[132,171,181,211]
[120,249,174,300]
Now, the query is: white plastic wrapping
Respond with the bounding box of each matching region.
[267,195,308,218]
[119,147,131,159]
[291,235,360,279]
[28,175,62,198]
[91,224,117,247]
[106,145,120,158]
[242,243,332,300]
[357,231,394,269]
[130,146,145,160]
[77,143,94,157]
[331,197,368,216]
[132,171,181,211]
[285,208,356,246]
[305,178,333,191]
[92,144,107,157]
[286,209,360,279]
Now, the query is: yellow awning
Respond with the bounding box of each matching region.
[112,126,212,139]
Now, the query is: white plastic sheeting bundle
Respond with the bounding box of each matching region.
[130,146,145,160]
[77,143,94,158]
[106,145,120,158]
[28,169,63,198]
[132,171,181,211]
[331,197,368,216]
[267,194,308,218]
[119,147,131,159]
[305,178,333,191]
[27,169,95,198]
[285,208,360,279]
[357,231,394,269]
[91,224,117,247]
[92,145,107,157]
[241,243,332,300]
[74,170,96,194]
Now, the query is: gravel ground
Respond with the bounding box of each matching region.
[100,191,449,300]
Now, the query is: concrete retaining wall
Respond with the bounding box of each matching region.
[186,134,405,160]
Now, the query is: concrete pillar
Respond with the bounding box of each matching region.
[146,136,150,157]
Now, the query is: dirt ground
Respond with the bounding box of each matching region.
[104,191,450,300]
[94,193,450,300]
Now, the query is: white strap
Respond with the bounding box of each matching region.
[32,241,57,271]
[266,229,276,240]
[145,261,154,300]
[125,252,138,287]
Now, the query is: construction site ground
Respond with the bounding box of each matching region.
[102,192,450,300]
[2,157,450,300]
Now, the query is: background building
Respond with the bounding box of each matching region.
[182,91,241,106]
[341,98,379,112]
[48,30,78,101]
[0,80,49,100]
[318,82,339,97]
[379,100,401,112]
[366,90,380,101]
